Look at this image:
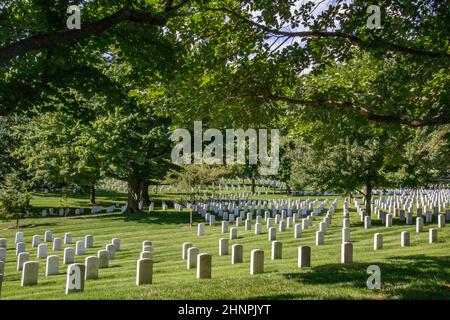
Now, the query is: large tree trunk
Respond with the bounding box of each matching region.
[286,184,291,196]
[364,182,372,217]
[141,181,150,206]
[251,178,256,194]
[127,176,141,213]
[90,184,96,205]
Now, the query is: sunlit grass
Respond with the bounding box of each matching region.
[0,191,448,300]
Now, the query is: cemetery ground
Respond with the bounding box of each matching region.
[0,191,449,300]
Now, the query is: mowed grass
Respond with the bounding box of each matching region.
[0,191,449,300]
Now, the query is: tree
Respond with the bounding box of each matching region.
[0,1,191,64]
[289,121,450,216]
[0,171,31,228]
[0,193,31,228]
[88,103,174,212]
[162,1,449,129]
[165,164,231,225]
[0,115,27,183]
[15,112,102,205]
[166,164,231,202]
[0,0,188,117]
[3,1,448,128]
[278,136,295,195]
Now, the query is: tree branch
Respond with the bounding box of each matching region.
[210,7,450,60]
[0,2,191,64]
[250,93,450,127]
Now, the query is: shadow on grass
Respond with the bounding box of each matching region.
[88,210,204,226]
[1,222,59,230]
[31,191,127,200]
[269,254,450,300]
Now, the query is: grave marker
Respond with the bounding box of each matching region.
[32,235,40,247]
[85,256,100,280]
[316,231,324,246]
[53,238,62,251]
[17,252,30,271]
[16,242,26,256]
[182,242,193,260]
[250,249,264,275]
[231,244,243,264]
[197,253,212,279]
[401,231,410,247]
[374,233,383,250]
[341,242,353,264]
[106,244,115,259]
[271,241,282,260]
[37,243,48,259]
[230,227,238,240]
[21,261,39,286]
[429,229,438,243]
[97,250,109,268]
[416,217,424,232]
[187,247,199,269]
[64,248,75,265]
[65,263,86,294]
[219,238,229,256]
[76,241,85,256]
[85,235,94,248]
[136,258,153,285]
[15,232,24,244]
[64,233,72,244]
[112,238,121,251]
[45,255,59,276]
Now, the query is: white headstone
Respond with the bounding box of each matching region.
[45,255,59,276]
[182,242,193,260]
[64,233,72,244]
[268,227,276,241]
[85,256,100,280]
[17,252,30,271]
[112,238,120,251]
[187,247,199,269]
[44,231,52,242]
[136,258,153,285]
[85,235,94,248]
[374,233,383,250]
[15,232,24,243]
[21,261,39,286]
[65,263,86,294]
[105,244,115,259]
[53,238,62,251]
[341,242,353,264]
[197,223,205,236]
[219,238,229,256]
[75,241,85,256]
[64,248,75,265]
[97,250,109,268]
[16,242,26,256]
[230,227,238,240]
[231,244,243,264]
[32,235,40,247]
[401,231,410,247]
[37,243,48,259]
[250,249,264,275]
[196,253,212,279]
[271,241,282,260]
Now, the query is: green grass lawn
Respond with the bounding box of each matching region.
[0,191,449,300]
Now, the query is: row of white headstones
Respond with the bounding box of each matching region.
[1,189,448,296]
[0,233,156,297]
[181,192,449,279]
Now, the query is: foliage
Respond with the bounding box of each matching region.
[165,164,231,203]
[0,193,30,225]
